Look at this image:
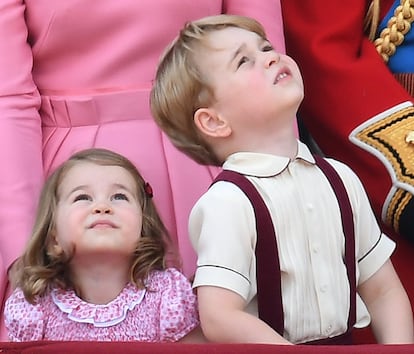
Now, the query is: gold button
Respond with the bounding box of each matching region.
[406,131,414,144]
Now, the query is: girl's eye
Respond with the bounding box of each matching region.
[112,193,129,201]
[237,56,249,68]
[73,194,91,202]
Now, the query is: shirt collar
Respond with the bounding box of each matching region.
[222,140,316,177]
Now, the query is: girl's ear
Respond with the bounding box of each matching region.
[49,244,64,258]
[47,231,64,258]
[194,108,231,138]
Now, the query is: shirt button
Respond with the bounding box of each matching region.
[320,285,328,293]
[306,203,314,211]
[312,244,320,253]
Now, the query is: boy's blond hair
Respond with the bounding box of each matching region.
[150,14,267,166]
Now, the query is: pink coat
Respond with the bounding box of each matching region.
[0,0,285,339]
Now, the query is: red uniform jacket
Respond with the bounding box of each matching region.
[281,0,414,241]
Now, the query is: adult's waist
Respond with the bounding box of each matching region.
[40,89,152,127]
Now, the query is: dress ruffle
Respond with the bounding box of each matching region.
[51,283,146,327]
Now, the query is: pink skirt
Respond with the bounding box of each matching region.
[41,88,220,276]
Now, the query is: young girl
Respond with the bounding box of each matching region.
[4,148,202,342]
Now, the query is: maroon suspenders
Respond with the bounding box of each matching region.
[212,156,356,344]
[213,169,285,334]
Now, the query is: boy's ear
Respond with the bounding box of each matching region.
[194,108,231,138]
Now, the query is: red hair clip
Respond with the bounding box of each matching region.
[144,182,153,198]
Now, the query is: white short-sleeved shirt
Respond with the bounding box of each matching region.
[190,141,395,344]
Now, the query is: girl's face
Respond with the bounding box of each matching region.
[53,162,142,263]
[196,26,304,134]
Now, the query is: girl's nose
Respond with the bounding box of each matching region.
[93,203,112,214]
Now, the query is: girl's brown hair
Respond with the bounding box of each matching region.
[11,148,175,304]
[150,14,267,166]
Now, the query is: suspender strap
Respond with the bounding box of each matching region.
[212,156,356,338]
[314,156,356,329]
[213,171,284,335]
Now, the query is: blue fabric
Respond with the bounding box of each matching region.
[378,0,414,73]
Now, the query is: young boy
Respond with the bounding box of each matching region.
[150,14,414,345]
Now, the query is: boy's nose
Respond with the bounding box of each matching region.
[265,52,280,68]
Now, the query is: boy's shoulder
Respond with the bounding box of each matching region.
[316,156,369,201]
[203,175,255,201]
[190,176,256,220]
[320,157,361,179]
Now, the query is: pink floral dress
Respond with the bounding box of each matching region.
[4,268,199,342]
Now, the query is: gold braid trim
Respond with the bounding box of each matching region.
[374,0,414,63]
[385,188,412,233]
[349,102,414,234]
[350,102,414,234]
[352,104,414,187]
[365,0,381,41]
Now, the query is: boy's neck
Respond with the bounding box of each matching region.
[217,122,299,161]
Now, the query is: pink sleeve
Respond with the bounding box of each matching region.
[159,269,199,342]
[223,0,286,53]
[4,289,45,341]
[0,1,44,290]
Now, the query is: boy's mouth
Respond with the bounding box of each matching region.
[274,68,290,84]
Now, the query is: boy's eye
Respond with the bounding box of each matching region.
[262,44,274,52]
[237,56,249,68]
[112,193,129,201]
[73,194,91,202]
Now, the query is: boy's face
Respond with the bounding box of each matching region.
[196,27,304,132]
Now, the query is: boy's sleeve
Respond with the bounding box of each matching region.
[329,159,396,284]
[189,182,257,301]
[158,268,199,342]
[4,288,45,341]
[353,190,395,285]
